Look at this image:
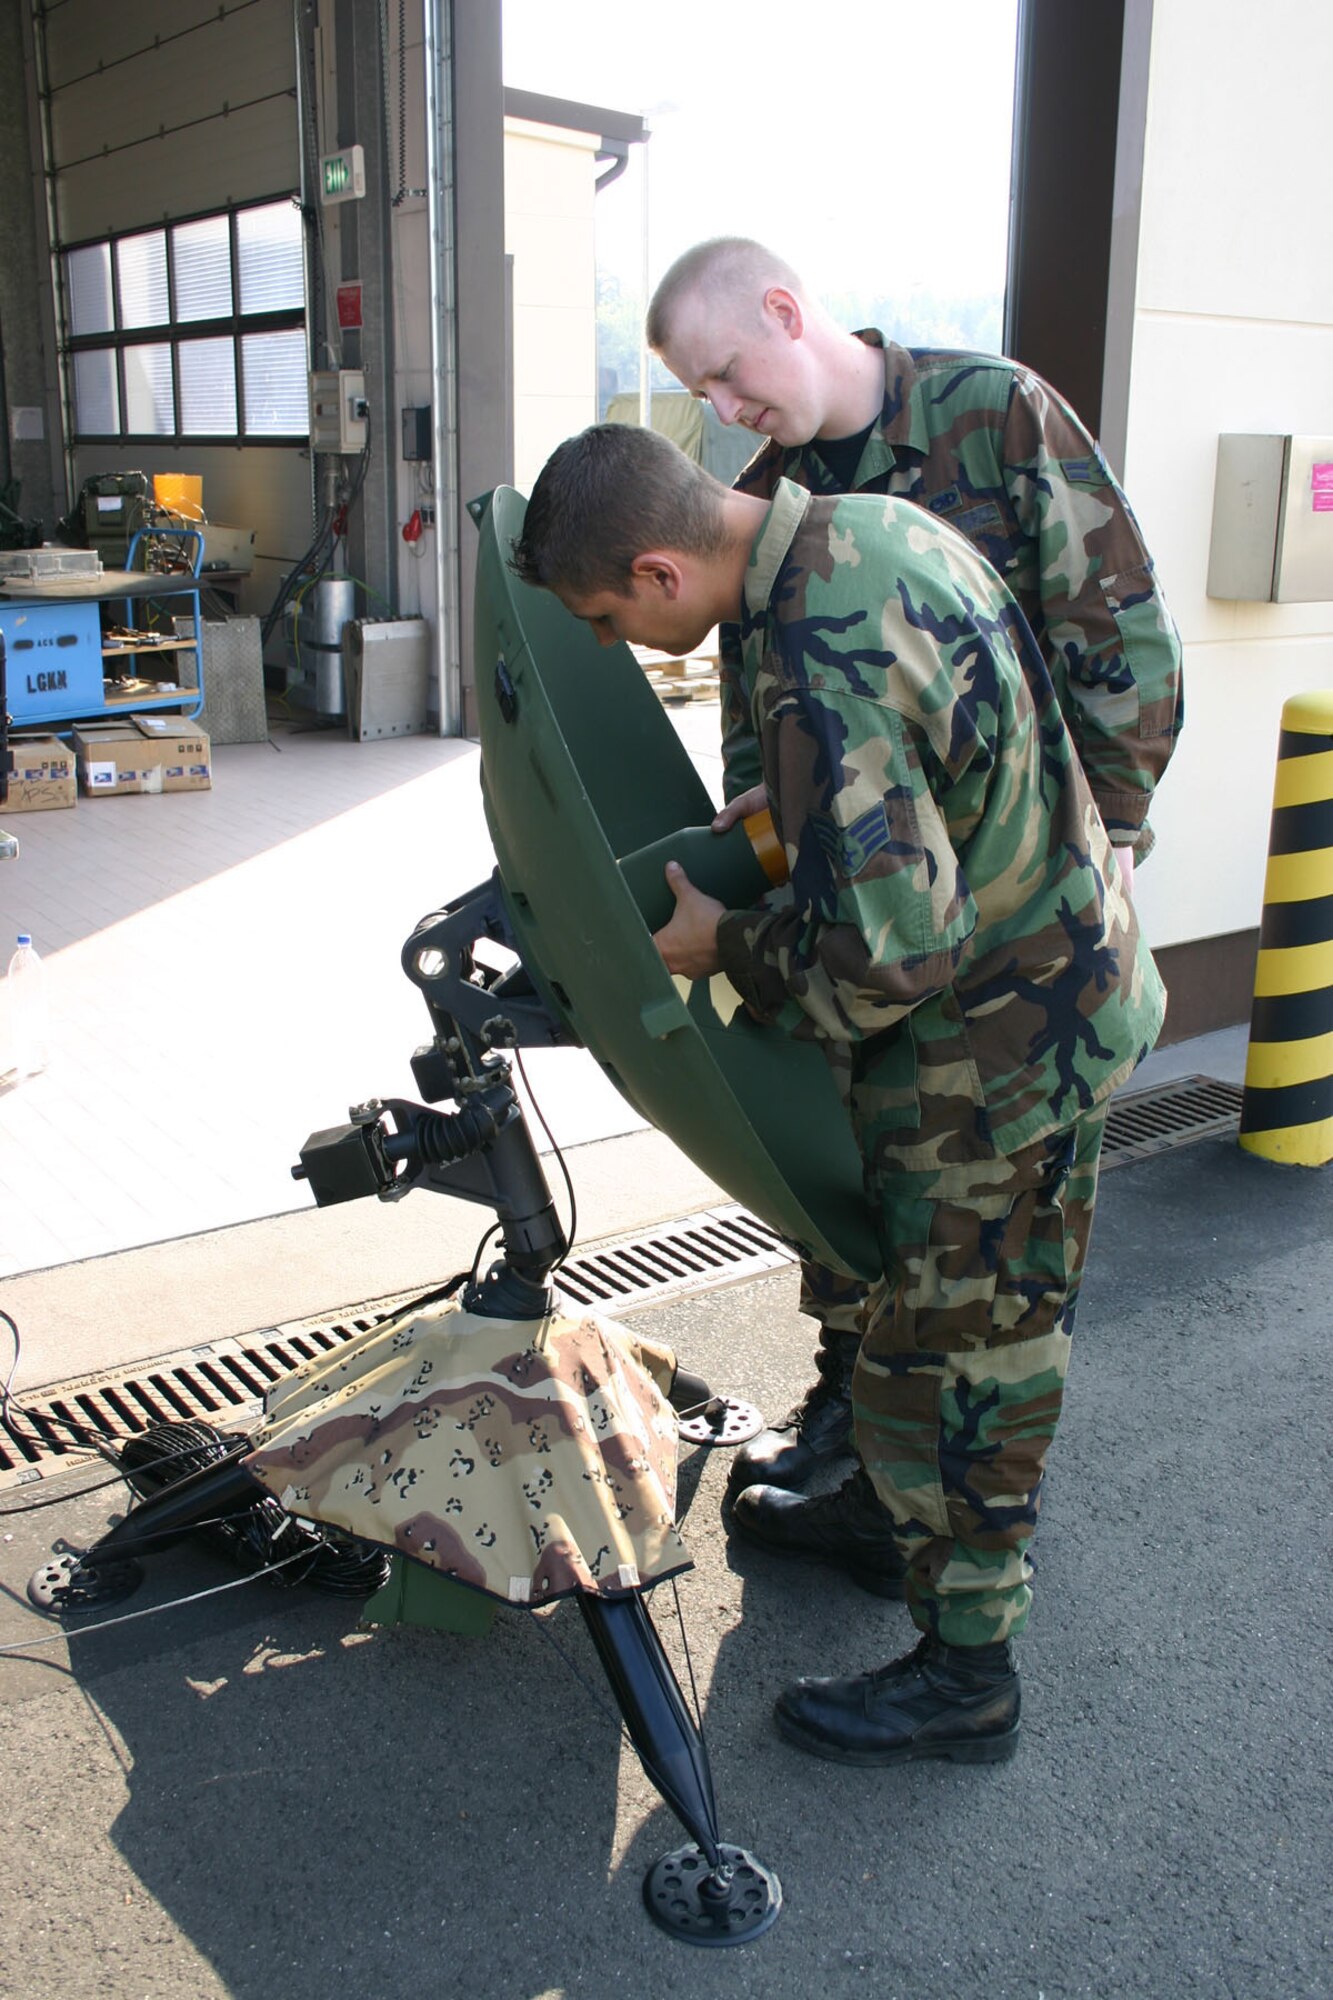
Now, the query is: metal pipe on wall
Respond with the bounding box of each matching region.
[25,3,73,519]
[637,141,651,433]
[292,0,322,543]
[423,0,462,737]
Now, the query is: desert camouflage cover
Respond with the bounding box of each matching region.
[245,1299,689,1606]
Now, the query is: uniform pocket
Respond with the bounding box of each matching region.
[1098,562,1177,737]
[872,1176,1073,1358]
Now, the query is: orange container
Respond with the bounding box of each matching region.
[152,473,204,519]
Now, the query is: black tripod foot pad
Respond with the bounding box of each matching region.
[27,1550,144,1614]
[674,1396,766,1449]
[642,1840,782,1946]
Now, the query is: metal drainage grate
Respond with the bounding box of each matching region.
[10,1077,1239,1495]
[0,1311,387,1491]
[554,1205,793,1313]
[1102,1073,1243,1170]
[0,1205,795,1489]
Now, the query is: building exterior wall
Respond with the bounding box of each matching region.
[1121,0,1333,957]
[503,118,598,499]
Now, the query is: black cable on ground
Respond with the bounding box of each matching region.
[3,1308,388,1592]
[1,1307,134,1492]
[1,1306,258,1507]
[117,1419,391,1598]
[0,1547,319,1656]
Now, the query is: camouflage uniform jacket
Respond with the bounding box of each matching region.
[713,479,1166,1169]
[720,333,1183,852]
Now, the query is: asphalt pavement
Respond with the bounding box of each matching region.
[1,1130,1329,2000]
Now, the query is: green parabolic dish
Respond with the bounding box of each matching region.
[472,485,880,1282]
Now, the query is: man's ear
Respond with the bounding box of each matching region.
[763,286,804,341]
[629,551,685,597]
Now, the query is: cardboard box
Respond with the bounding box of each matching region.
[3,733,76,812]
[73,718,211,796]
[72,722,153,796]
[134,717,211,793]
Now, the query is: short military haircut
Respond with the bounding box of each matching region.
[509,423,729,599]
[647,237,805,354]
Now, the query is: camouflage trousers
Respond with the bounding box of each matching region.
[851,1104,1108,1648]
[796,1257,883,1338]
[799,1039,884,1338]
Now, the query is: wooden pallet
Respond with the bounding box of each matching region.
[635,647,721,705]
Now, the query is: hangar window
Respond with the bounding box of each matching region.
[62,197,308,444]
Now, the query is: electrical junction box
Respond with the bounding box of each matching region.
[309,370,367,454]
[402,406,432,461]
[1207,434,1333,601]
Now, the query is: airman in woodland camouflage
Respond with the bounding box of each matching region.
[647,237,1183,1510]
[510,422,1164,1764]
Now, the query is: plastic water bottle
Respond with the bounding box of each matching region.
[7,934,50,1077]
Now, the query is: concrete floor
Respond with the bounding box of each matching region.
[0,702,727,1280]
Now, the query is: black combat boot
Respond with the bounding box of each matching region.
[726,1327,859,1496]
[727,1463,906,1598]
[774,1634,1020,1766]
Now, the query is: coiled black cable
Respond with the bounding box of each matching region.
[118,1419,392,1599]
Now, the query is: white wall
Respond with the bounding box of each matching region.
[377,64,602,714]
[504,118,598,498]
[1122,0,1333,951]
[322,18,601,719]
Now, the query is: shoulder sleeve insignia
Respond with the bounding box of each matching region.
[1059,452,1111,487]
[840,801,894,876]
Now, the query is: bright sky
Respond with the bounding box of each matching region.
[501,0,1019,306]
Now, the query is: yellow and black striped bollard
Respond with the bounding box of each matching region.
[1240,690,1333,1166]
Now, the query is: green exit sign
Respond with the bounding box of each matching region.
[320,144,365,205]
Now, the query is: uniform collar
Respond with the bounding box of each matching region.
[743,477,812,615]
[850,328,932,463]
